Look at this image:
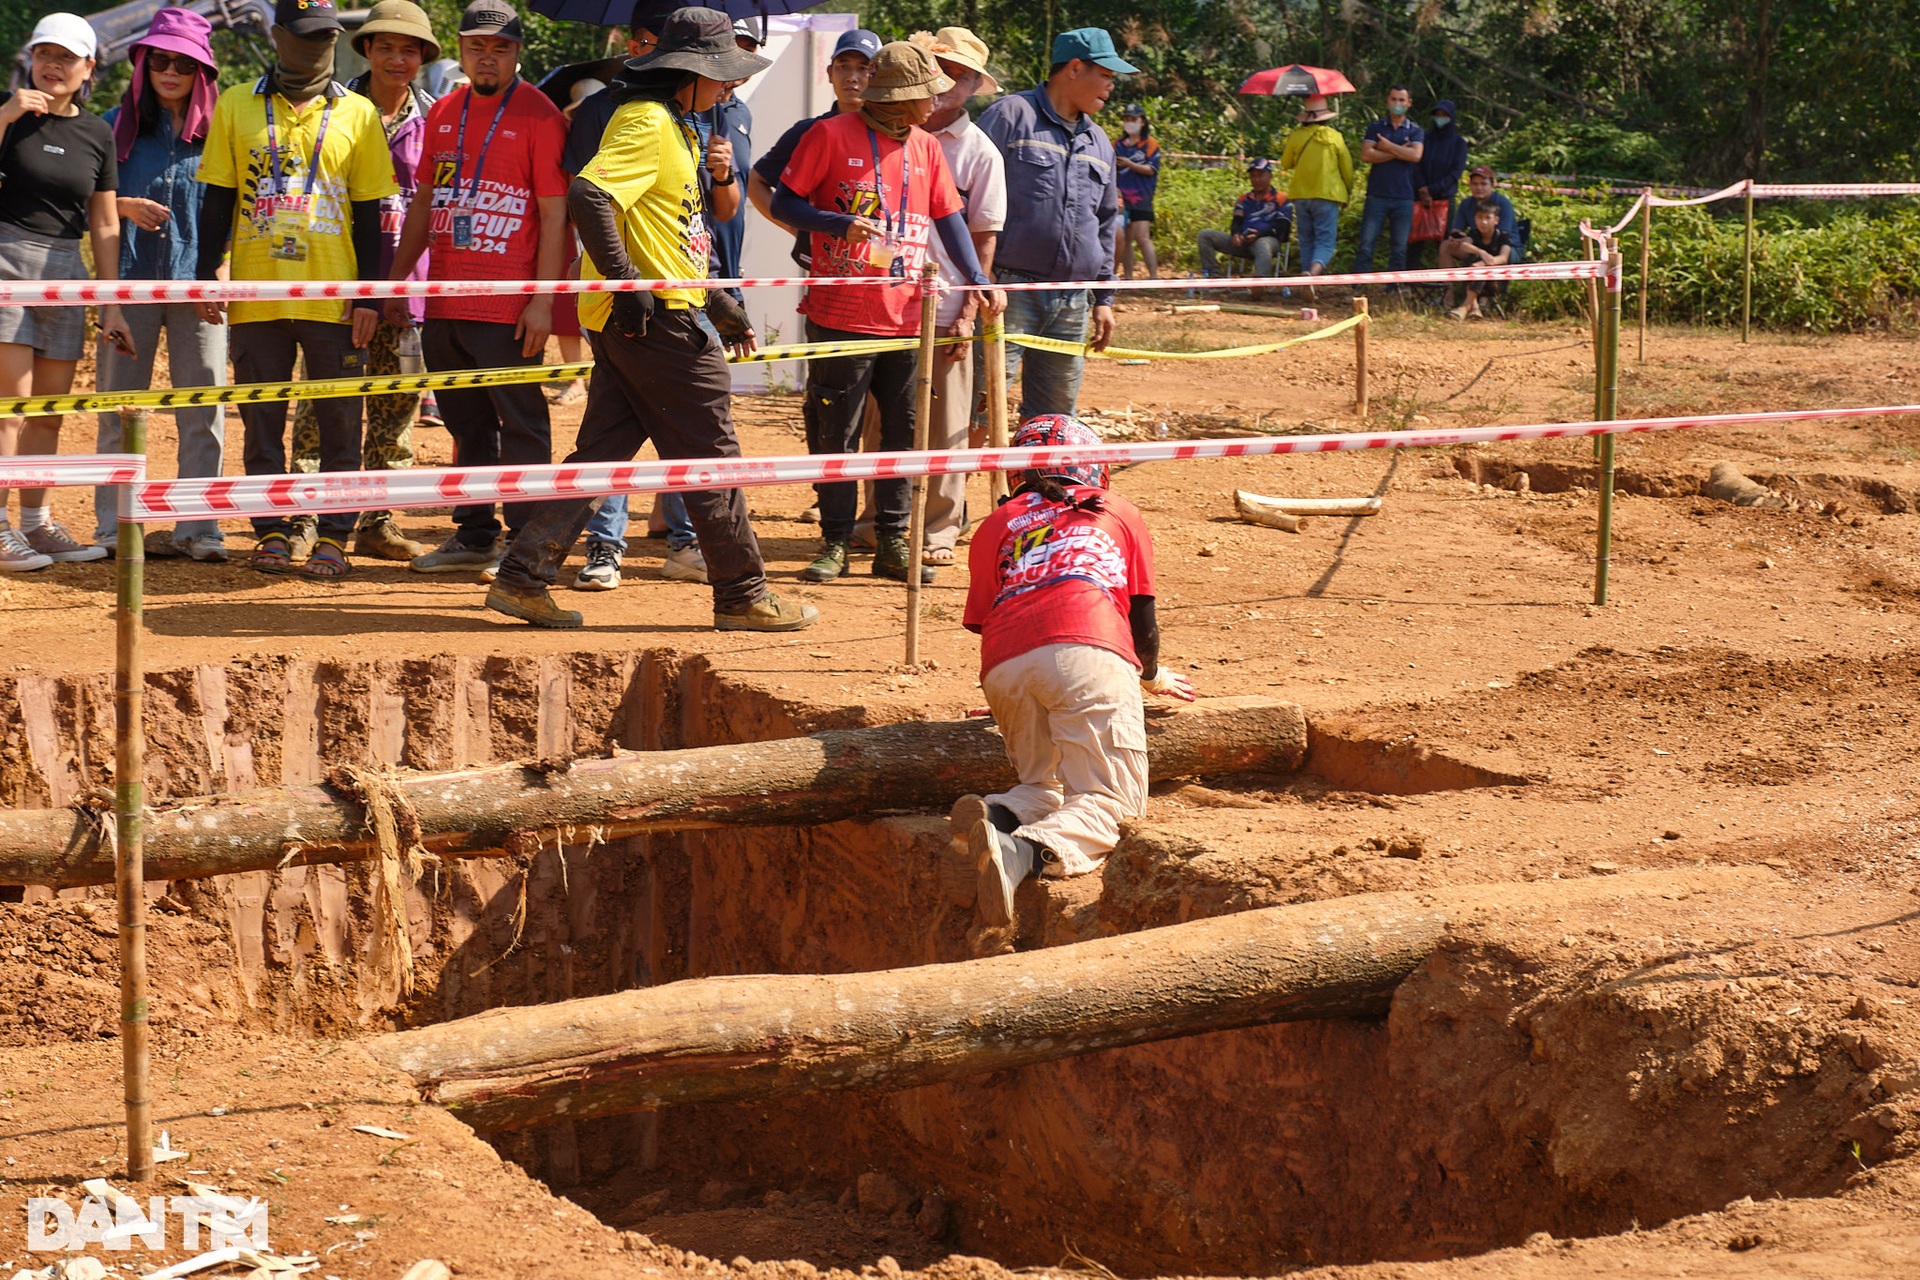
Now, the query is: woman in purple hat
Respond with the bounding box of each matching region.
[91,7,230,563]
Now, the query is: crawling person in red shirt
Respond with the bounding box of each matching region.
[956,414,1195,926]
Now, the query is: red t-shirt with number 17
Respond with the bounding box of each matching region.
[414,82,570,326]
[964,488,1156,679]
[779,113,963,338]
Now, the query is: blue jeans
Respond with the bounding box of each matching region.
[1352,196,1416,274]
[585,491,696,553]
[1292,198,1341,272]
[997,267,1090,420]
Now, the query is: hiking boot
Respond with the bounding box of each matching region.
[971,820,1037,927]
[287,516,319,564]
[872,534,934,585]
[800,540,849,583]
[354,516,425,561]
[485,580,583,629]
[24,521,109,563]
[950,794,1020,845]
[411,534,505,575]
[0,529,53,573]
[713,592,819,632]
[659,545,708,583]
[573,541,622,591]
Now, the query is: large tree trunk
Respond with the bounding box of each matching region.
[0,697,1304,889]
[367,865,1774,1132]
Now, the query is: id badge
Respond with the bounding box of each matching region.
[868,239,896,274]
[452,211,474,248]
[268,198,311,262]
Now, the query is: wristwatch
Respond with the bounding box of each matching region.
[712,169,736,187]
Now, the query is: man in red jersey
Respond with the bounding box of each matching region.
[956,414,1195,926]
[384,0,570,577]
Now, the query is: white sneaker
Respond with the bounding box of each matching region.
[573,541,622,591]
[24,521,109,563]
[181,535,229,563]
[659,545,708,583]
[0,529,53,573]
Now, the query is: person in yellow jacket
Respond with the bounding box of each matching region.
[1280,94,1352,276]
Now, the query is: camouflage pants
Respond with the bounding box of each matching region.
[291,319,417,526]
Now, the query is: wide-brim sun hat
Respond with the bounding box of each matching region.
[353,0,443,62]
[919,26,998,96]
[624,6,769,81]
[862,40,952,103]
[133,6,216,69]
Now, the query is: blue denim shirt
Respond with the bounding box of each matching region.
[979,86,1119,307]
[102,106,205,283]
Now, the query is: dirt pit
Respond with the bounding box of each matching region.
[7,308,1920,1279]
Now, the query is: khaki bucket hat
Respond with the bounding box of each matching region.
[920,26,998,96]
[352,0,442,62]
[861,41,953,103]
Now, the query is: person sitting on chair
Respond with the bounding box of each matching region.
[1438,165,1518,308]
[1196,158,1289,288]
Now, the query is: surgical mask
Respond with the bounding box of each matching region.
[1387,101,1407,117]
[1123,120,1142,137]
[1433,115,1450,129]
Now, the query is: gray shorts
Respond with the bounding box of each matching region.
[0,228,89,362]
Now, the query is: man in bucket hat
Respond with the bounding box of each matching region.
[485,7,817,633]
[769,41,996,586]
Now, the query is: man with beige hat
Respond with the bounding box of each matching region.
[909,27,1006,568]
[772,41,996,586]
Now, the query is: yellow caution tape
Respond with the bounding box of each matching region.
[0,316,1357,415]
[1009,311,1365,360]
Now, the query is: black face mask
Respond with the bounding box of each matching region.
[271,26,337,97]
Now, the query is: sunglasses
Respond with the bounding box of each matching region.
[143,51,205,74]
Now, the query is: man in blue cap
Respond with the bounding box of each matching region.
[978,28,1135,419]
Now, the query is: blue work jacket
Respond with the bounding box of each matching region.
[979,86,1119,306]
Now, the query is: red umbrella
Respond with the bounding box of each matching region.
[1238,65,1357,97]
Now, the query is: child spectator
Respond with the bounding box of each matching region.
[1447,197,1512,320]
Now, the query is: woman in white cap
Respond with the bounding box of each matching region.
[0,12,134,572]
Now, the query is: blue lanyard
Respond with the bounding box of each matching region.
[866,127,907,241]
[453,80,518,204]
[263,93,333,200]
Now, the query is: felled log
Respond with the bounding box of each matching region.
[1234,491,1306,532]
[0,697,1305,888]
[1241,493,1382,517]
[367,865,1773,1132]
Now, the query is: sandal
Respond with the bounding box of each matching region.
[923,546,956,565]
[299,537,352,581]
[250,533,293,575]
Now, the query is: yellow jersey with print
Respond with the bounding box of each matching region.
[576,97,710,331]
[197,79,400,326]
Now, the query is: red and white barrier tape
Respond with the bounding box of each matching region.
[0,453,145,489]
[121,401,1920,522]
[0,261,1606,308]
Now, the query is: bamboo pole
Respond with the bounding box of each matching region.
[985,314,1009,504]
[1741,179,1754,344]
[1352,296,1369,418]
[1595,253,1624,607]
[1637,196,1651,362]
[115,408,151,1182]
[904,263,938,666]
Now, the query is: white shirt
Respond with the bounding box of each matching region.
[929,112,1007,327]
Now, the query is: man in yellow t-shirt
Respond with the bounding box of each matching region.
[194,0,399,581]
[486,7,817,634]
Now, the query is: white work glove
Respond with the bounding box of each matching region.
[1141,667,1196,701]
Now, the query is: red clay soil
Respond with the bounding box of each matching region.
[6,306,1920,1277]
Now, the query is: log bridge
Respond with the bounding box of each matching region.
[0,697,1306,888]
[368,866,1776,1132]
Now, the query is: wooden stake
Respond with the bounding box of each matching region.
[1637,196,1652,362]
[1352,296,1369,418]
[904,263,938,667]
[984,313,1009,504]
[1742,179,1755,343]
[115,408,151,1182]
[1595,253,1623,607]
